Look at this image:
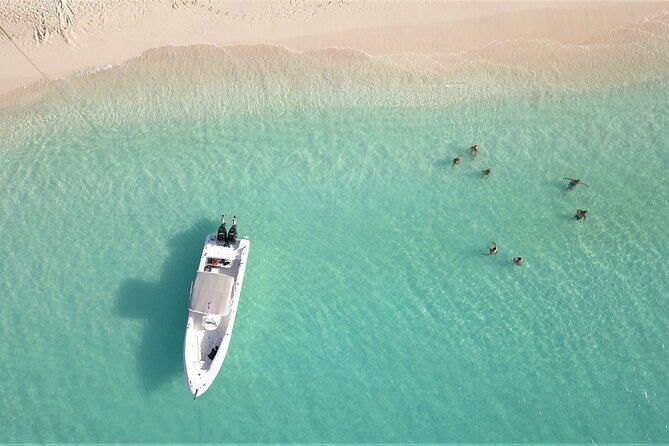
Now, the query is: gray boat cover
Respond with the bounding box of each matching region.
[189,271,235,315]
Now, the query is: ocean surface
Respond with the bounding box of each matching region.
[1,19,669,443]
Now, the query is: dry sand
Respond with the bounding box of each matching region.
[0,0,667,99]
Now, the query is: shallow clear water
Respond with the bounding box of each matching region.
[1,45,668,442]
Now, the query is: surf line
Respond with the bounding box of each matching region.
[0,24,100,134]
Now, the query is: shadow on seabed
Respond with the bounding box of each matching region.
[115,218,215,393]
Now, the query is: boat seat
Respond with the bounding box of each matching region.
[202,314,222,331]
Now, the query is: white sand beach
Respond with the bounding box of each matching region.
[1,0,667,105]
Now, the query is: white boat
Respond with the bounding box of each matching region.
[183,215,250,398]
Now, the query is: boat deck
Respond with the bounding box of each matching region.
[187,312,233,368]
[184,235,250,397]
[203,256,241,278]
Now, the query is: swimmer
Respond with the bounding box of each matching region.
[482,241,498,256]
[563,177,590,191]
[575,209,588,222]
[513,257,524,266]
[470,145,479,159]
[482,168,491,180]
[452,154,463,168]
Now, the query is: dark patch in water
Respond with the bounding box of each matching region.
[115,218,215,394]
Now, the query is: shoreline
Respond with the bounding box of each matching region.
[1,1,667,104]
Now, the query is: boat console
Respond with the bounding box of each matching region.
[202,314,222,331]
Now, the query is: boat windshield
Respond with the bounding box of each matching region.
[189,271,235,315]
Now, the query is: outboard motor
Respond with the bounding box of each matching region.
[227,216,237,244]
[216,214,227,244]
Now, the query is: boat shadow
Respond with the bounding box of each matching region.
[115,218,215,394]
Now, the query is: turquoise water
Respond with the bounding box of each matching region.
[1,46,669,442]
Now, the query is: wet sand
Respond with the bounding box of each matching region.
[1,1,667,102]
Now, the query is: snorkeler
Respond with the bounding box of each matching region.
[482,241,498,256]
[482,168,491,180]
[575,209,588,222]
[470,145,479,159]
[452,154,463,168]
[563,177,590,191]
[513,257,524,266]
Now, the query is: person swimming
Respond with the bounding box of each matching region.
[482,168,491,180]
[452,154,463,168]
[563,177,590,191]
[470,145,479,159]
[482,241,498,256]
[575,209,588,222]
[513,257,524,266]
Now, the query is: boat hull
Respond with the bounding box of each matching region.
[183,237,250,398]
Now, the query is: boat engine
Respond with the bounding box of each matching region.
[227,216,237,244]
[217,214,227,244]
